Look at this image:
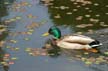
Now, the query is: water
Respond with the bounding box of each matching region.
[0,0,108,71]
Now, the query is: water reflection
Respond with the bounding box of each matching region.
[43,39,61,58]
[0,48,9,71]
[0,0,15,71]
[41,0,108,32]
[0,0,108,71]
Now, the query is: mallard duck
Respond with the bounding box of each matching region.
[42,26,102,52]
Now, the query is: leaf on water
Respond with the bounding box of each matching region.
[27,14,37,19]
[6,46,11,48]
[10,40,17,43]
[76,32,83,35]
[95,14,100,17]
[40,20,48,25]
[9,18,16,22]
[20,1,29,6]
[19,8,26,12]
[85,14,91,17]
[85,7,90,10]
[81,57,86,61]
[76,16,83,20]
[85,61,92,65]
[100,23,108,27]
[4,54,10,57]
[26,22,39,29]
[60,6,66,10]
[89,18,99,23]
[28,29,34,32]
[0,41,5,47]
[28,52,33,55]
[76,24,93,28]
[15,47,20,51]
[106,5,108,7]
[87,29,94,34]
[11,57,18,60]
[15,16,22,20]
[27,32,33,35]
[25,48,31,52]
[54,14,61,18]
[94,3,99,6]
[73,9,78,11]
[0,62,7,65]
[24,38,30,41]
[95,61,100,64]
[104,52,108,55]
[76,5,81,8]
[8,61,15,65]
[66,12,72,15]
[105,13,108,15]
[84,52,89,55]
[4,2,10,4]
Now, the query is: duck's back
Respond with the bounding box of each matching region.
[62,35,95,44]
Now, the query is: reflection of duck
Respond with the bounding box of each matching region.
[42,39,61,58]
[43,26,102,53]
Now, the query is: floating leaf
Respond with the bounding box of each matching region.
[4,54,10,57]
[24,38,30,41]
[15,47,20,51]
[8,61,14,65]
[15,16,22,20]
[94,3,99,6]
[66,12,72,15]
[0,41,5,47]
[10,40,17,43]
[0,62,7,65]
[85,61,92,65]
[11,57,18,60]
[6,46,11,48]
[27,32,33,35]
[40,20,48,24]
[76,16,83,20]
[28,52,33,55]
[95,61,100,64]
[4,2,10,4]
[27,14,33,18]
[60,6,66,10]
[54,14,61,18]
[85,15,91,17]
[84,52,89,55]
[81,57,86,61]
[28,29,34,32]
[104,52,108,55]
[10,18,16,22]
[105,13,108,15]
[25,48,31,52]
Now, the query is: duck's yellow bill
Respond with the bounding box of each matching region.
[42,32,49,37]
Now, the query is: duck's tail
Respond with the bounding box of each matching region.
[89,40,103,48]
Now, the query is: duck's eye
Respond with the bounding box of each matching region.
[48,28,53,34]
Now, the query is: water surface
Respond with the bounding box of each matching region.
[0,0,108,71]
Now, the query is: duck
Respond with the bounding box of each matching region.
[42,26,102,53]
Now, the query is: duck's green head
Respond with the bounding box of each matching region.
[43,26,61,39]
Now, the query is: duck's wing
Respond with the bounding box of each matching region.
[57,41,91,49]
[62,35,94,44]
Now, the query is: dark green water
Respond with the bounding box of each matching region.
[46,0,108,32]
[0,0,108,71]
